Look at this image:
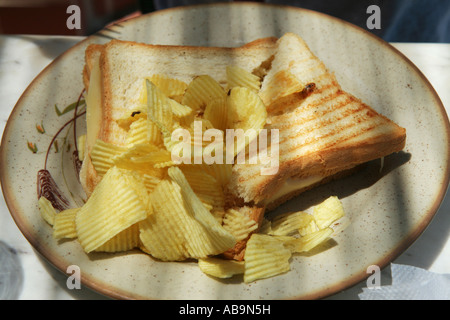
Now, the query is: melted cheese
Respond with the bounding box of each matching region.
[85,56,102,153]
[265,176,324,205]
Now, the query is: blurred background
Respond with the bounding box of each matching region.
[0,0,448,41]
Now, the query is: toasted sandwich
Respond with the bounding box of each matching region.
[80,37,278,196]
[79,32,406,260]
[226,33,406,210]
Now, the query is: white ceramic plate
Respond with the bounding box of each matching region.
[1,3,449,300]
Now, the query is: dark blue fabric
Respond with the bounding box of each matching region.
[382,0,450,42]
[146,0,450,42]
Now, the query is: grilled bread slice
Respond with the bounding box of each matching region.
[226,33,406,207]
[79,37,278,196]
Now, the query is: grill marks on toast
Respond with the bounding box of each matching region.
[277,94,376,146]
[238,91,384,181]
[272,86,399,160]
[255,89,394,171]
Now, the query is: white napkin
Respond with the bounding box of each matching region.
[359,263,450,300]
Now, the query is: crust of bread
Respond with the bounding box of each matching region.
[221,205,265,261]
[79,150,101,197]
[80,44,105,196]
[83,44,103,91]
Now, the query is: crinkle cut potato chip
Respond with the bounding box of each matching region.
[167,167,236,249]
[226,87,267,132]
[279,228,334,253]
[243,234,292,283]
[259,69,304,107]
[76,166,148,253]
[242,228,333,283]
[38,196,56,226]
[146,79,174,132]
[126,117,163,147]
[198,257,245,279]
[142,173,162,193]
[226,86,267,157]
[126,117,147,146]
[149,74,188,98]
[53,208,80,239]
[203,97,228,132]
[168,99,193,119]
[237,196,346,282]
[90,139,127,177]
[139,180,192,261]
[112,143,173,172]
[139,177,235,261]
[141,78,192,119]
[147,118,164,146]
[200,162,232,188]
[222,208,258,242]
[182,75,226,112]
[144,80,191,156]
[269,210,315,236]
[179,165,225,209]
[313,196,345,229]
[94,223,140,253]
[226,65,261,92]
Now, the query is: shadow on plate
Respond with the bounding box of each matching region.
[270,151,412,215]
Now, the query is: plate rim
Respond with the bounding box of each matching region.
[1,2,449,300]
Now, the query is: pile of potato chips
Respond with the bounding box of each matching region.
[38,65,348,283]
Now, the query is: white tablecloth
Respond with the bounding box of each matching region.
[0,35,449,300]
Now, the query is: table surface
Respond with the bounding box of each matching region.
[0,35,449,300]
